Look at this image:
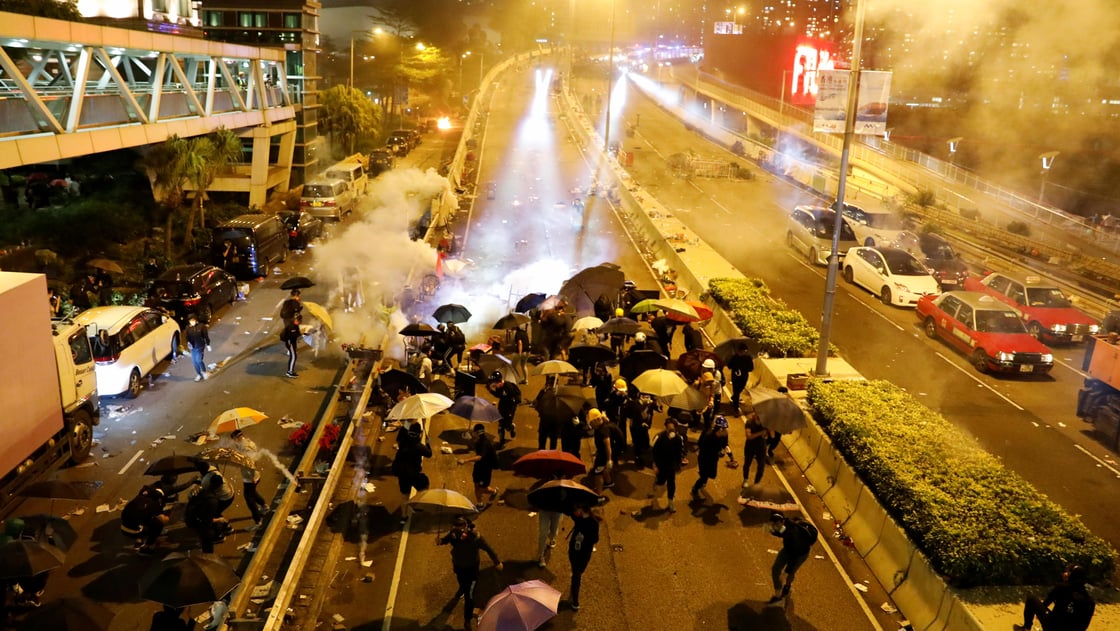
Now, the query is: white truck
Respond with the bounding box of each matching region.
[0,272,100,506]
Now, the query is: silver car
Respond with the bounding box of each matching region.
[786,205,859,266]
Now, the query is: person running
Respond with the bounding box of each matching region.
[742,412,771,487]
[393,423,433,504]
[691,416,730,501]
[567,503,602,612]
[726,345,755,413]
[650,419,685,512]
[486,371,521,446]
[457,424,500,510]
[767,512,818,603]
[437,517,503,631]
[280,314,301,378]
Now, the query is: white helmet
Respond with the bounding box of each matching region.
[702,358,716,369]
[635,332,646,342]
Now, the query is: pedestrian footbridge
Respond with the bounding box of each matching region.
[0,12,297,204]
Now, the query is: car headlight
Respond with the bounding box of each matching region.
[1089,324,1101,334]
[893,282,911,292]
[1050,324,1067,333]
[1041,353,1053,364]
[997,351,1014,362]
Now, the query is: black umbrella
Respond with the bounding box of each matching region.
[379,368,428,399]
[713,336,759,364]
[527,479,600,515]
[448,396,503,422]
[144,454,205,476]
[477,353,524,384]
[619,349,667,381]
[433,303,472,324]
[0,540,65,579]
[567,344,616,369]
[677,349,723,383]
[280,276,315,290]
[559,265,625,308]
[15,514,79,552]
[139,551,241,607]
[534,386,589,420]
[515,293,548,313]
[493,312,531,330]
[399,322,439,337]
[18,480,101,500]
[17,597,115,631]
[597,316,640,336]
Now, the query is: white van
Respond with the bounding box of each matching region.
[324,159,368,197]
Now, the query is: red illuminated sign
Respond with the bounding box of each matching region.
[789,42,835,106]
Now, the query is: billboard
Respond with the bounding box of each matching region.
[812,70,892,135]
[704,32,835,104]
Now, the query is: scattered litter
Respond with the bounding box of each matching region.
[361,560,372,568]
[814,555,825,560]
[853,583,869,593]
[102,453,112,459]
[805,485,817,495]
[287,515,304,528]
[162,435,176,440]
[261,316,274,321]
[279,419,302,429]
[527,512,537,518]
[237,543,257,552]
[345,557,357,562]
[881,602,898,614]
[361,573,374,583]
[245,331,253,335]
[74,461,98,469]
[440,446,454,454]
[332,614,345,623]
[299,594,307,600]
[95,504,111,513]
[68,508,86,517]
[1057,421,1067,428]
[251,580,274,599]
[767,548,779,555]
[822,511,833,521]
[362,482,376,493]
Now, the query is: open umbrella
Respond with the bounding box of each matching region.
[653,298,700,321]
[493,312,531,330]
[18,480,100,501]
[532,360,579,376]
[138,551,241,608]
[666,300,713,323]
[280,276,315,290]
[477,353,524,384]
[86,258,124,274]
[407,488,478,516]
[571,316,604,332]
[515,293,548,313]
[676,349,723,382]
[597,316,640,336]
[559,265,625,310]
[632,369,689,398]
[17,597,115,631]
[208,407,268,435]
[399,322,439,337]
[536,295,564,312]
[379,368,427,399]
[662,385,709,412]
[478,579,561,631]
[713,336,758,364]
[433,303,472,324]
[534,386,588,420]
[512,450,586,479]
[619,349,667,381]
[567,344,616,369]
[629,298,662,314]
[144,454,205,476]
[527,479,600,515]
[388,392,454,420]
[16,515,79,552]
[448,396,503,423]
[749,387,807,433]
[0,540,65,579]
[302,300,333,330]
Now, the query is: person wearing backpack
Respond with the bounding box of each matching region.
[280,289,302,326]
[1014,563,1096,631]
[280,314,301,378]
[767,512,818,603]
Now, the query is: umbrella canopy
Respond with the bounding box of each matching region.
[597,316,640,336]
[388,393,454,420]
[632,368,689,398]
[567,344,616,369]
[749,387,808,434]
[618,349,667,382]
[493,312,531,330]
[302,301,333,330]
[676,349,723,383]
[379,368,427,399]
[512,450,587,479]
[571,316,605,332]
[558,265,625,311]
[399,322,439,337]
[448,396,503,423]
[208,407,268,435]
[666,300,713,323]
[653,298,700,321]
[17,597,114,631]
[662,385,709,412]
[629,298,662,314]
[199,447,256,470]
[477,353,524,384]
[433,303,473,324]
[514,292,548,313]
[0,540,65,579]
[738,485,799,512]
[713,336,759,364]
[532,360,579,376]
[86,258,124,274]
[144,454,205,476]
[279,276,315,290]
[407,488,478,516]
[536,295,564,312]
[478,580,561,631]
[138,551,241,608]
[533,386,588,421]
[15,514,79,553]
[18,480,100,500]
[526,479,600,515]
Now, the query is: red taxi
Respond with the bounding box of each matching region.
[916,291,1054,374]
[962,271,1099,344]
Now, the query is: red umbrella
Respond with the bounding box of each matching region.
[512,450,587,479]
[667,300,714,322]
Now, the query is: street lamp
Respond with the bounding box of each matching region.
[1039,151,1059,204]
[947,136,963,165]
[460,51,470,93]
[602,0,617,154]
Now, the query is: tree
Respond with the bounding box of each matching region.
[0,0,82,21]
[183,127,241,244]
[319,85,380,155]
[141,136,190,259]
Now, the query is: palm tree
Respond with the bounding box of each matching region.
[142,135,190,259]
[184,127,242,246]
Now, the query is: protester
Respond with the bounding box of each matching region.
[534,386,561,450]
[682,321,703,352]
[588,409,614,494]
[767,512,818,603]
[120,483,172,554]
[590,362,613,406]
[486,371,521,447]
[445,321,467,368]
[567,503,602,612]
[437,517,503,630]
[95,268,113,306]
[185,313,211,382]
[650,419,685,512]
[691,416,730,501]
[280,314,301,378]
[393,423,433,506]
[602,378,630,453]
[699,358,723,426]
[726,345,755,413]
[512,323,530,384]
[532,475,565,568]
[1013,564,1096,631]
[560,406,586,459]
[47,287,61,317]
[458,424,500,510]
[280,288,303,326]
[230,430,269,529]
[149,605,192,631]
[625,392,657,468]
[197,461,236,518]
[742,412,771,487]
[185,475,229,553]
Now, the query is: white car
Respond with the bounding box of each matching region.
[834,201,919,251]
[843,246,941,307]
[75,306,181,398]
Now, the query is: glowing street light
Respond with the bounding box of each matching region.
[603,0,617,154]
[947,136,963,164]
[1039,151,1059,204]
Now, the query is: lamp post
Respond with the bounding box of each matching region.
[460,51,470,94]
[348,28,372,89]
[947,136,963,166]
[1039,151,1059,204]
[602,0,617,154]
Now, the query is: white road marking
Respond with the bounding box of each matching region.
[933,351,1025,410]
[711,198,732,215]
[118,449,144,475]
[688,180,703,192]
[1073,444,1120,478]
[381,513,412,630]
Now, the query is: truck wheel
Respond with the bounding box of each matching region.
[1027,321,1042,339]
[880,287,893,305]
[972,350,990,373]
[924,317,938,339]
[127,369,143,399]
[67,409,94,464]
[843,267,854,284]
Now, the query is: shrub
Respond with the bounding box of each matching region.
[708,277,834,357]
[730,141,746,157]
[1007,220,1031,237]
[807,379,1116,587]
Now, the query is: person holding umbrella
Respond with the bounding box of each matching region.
[280,314,301,378]
[280,288,303,326]
[566,502,602,612]
[726,344,755,413]
[650,419,685,513]
[534,378,561,450]
[457,425,500,511]
[437,516,503,631]
[486,371,521,448]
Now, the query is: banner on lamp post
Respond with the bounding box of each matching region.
[813,70,892,135]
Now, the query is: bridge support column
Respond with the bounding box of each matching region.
[275,127,295,192]
[248,131,271,208]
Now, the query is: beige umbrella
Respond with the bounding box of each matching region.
[387,392,454,420]
[208,407,268,435]
[301,300,333,329]
[653,298,700,321]
[632,368,689,398]
[532,360,580,376]
[571,316,604,332]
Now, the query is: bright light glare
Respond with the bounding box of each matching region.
[437,116,451,130]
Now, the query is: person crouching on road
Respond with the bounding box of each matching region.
[437,517,503,631]
[1014,563,1096,631]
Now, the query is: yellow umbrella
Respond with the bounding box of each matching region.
[302,301,333,329]
[209,407,268,435]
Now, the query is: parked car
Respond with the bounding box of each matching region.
[916,291,1054,374]
[386,137,408,157]
[300,179,354,221]
[370,148,395,176]
[833,201,918,250]
[786,205,859,266]
[842,246,941,307]
[917,232,970,290]
[75,306,181,398]
[388,130,415,153]
[146,264,236,325]
[963,271,1100,343]
[279,210,324,251]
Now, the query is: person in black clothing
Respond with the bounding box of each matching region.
[68,274,94,311]
[95,268,113,306]
[588,409,613,494]
[486,372,521,446]
[681,321,703,352]
[143,257,163,283]
[742,412,771,487]
[590,363,613,406]
[512,324,530,384]
[149,605,192,631]
[691,416,730,501]
[602,379,630,454]
[185,476,229,554]
[625,393,657,468]
[458,425,500,510]
[650,419,685,512]
[534,382,562,450]
[437,517,503,630]
[445,322,467,369]
[1014,564,1096,631]
[567,503,602,612]
[560,405,587,458]
[280,289,302,326]
[121,484,172,554]
[767,512,818,603]
[593,293,613,323]
[651,314,675,355]
[185,314,211,381]
[726,345,755,412]
[280,315,301,377]
[393,423,433,501]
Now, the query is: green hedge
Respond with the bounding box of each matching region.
[708,277,831,357]
[808,379,1116,587]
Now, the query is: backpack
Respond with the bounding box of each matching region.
[280,299,300,321]
[791,518,818,549]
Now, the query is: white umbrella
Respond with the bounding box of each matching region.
[387,393,454,420]
[532,360,580,376]
[632,368,689,398]
[571,316,604,332]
